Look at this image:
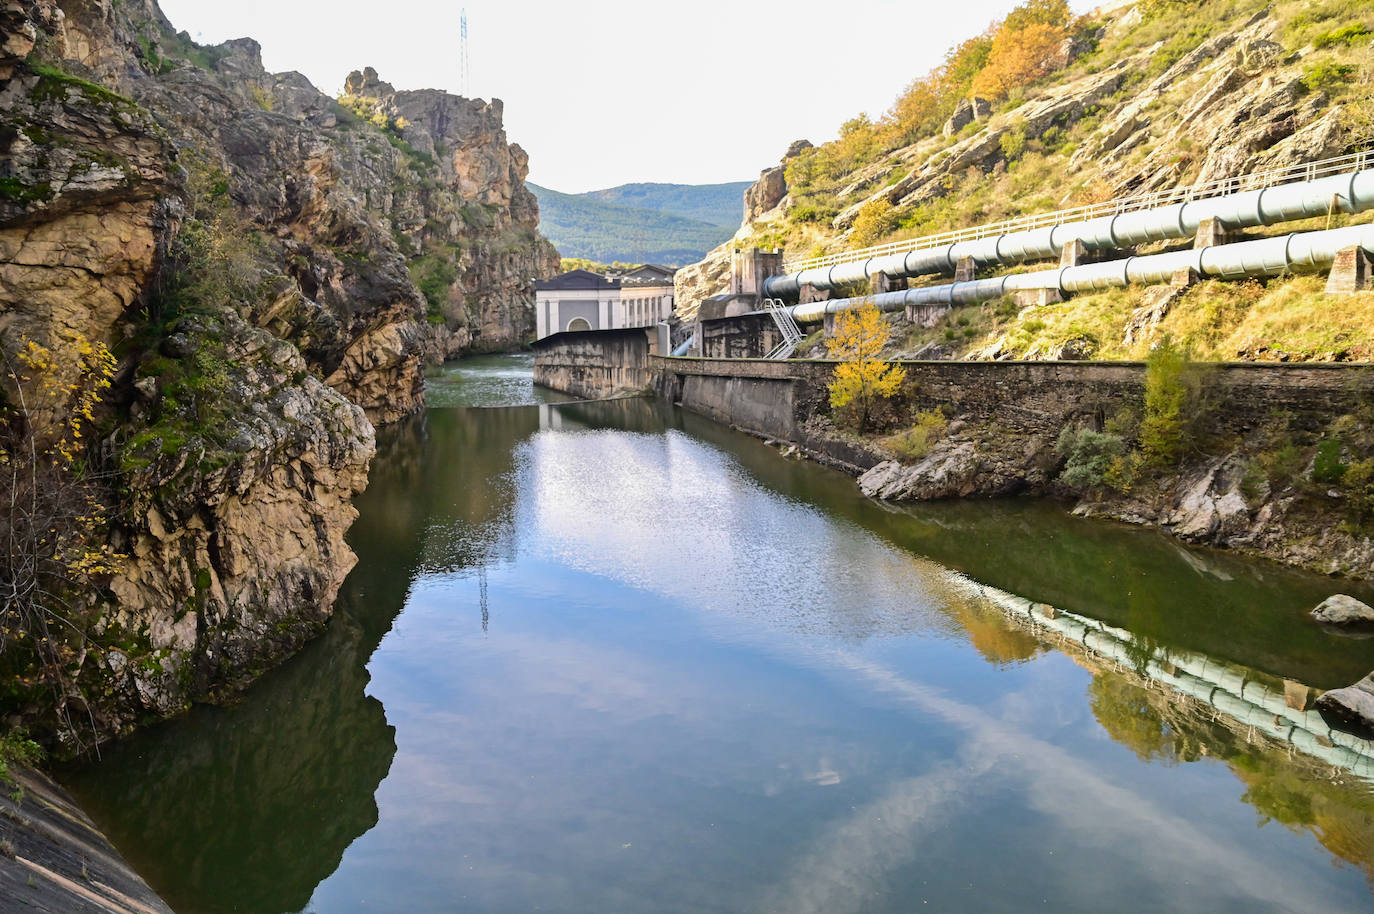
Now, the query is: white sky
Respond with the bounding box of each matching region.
[158,0,1093,193]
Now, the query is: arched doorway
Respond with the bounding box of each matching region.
[566,317,591,332]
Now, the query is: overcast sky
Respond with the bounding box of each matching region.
[159,0,1092,193]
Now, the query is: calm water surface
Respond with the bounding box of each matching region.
[65,353,1374,913]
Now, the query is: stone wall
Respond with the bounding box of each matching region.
[655,356,1374,440]
[533,328,657,400]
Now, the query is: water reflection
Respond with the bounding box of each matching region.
[60,610,395,914]
[61,387,1374,913]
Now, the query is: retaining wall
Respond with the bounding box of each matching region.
[652,356,1374,445]
[532,328,657,399]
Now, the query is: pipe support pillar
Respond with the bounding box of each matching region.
[1194,217,1238,249]
[1325,245,1372,293]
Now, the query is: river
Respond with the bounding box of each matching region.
[64,353,1374,913]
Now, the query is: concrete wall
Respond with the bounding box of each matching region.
[0,764,174,913]
[532,328,656,400]
[654,356,1374,446]
[699,313,782,360]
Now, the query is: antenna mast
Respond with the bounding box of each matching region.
[459,9,471,97]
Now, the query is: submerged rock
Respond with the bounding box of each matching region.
[1315,672,1374,735]
[1311,594,1374,626]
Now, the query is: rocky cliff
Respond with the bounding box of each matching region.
[0,0,556,747]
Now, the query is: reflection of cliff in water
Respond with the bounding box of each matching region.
[945,583,1374,886]
[61,407,546,914]
[60,610,395,914]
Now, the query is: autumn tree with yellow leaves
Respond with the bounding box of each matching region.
[825,303,906,432]
[1,334,121,748]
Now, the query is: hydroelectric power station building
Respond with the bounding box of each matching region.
[535,265,676,339]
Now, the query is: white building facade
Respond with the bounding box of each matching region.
[534,266,678,339]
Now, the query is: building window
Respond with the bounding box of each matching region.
[567,317,591,332]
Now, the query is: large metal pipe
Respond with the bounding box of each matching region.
[782,223,1374,324]
[966,580,1374,779]
[763,169,1374,299]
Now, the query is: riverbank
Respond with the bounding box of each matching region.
[534,332,1374,579]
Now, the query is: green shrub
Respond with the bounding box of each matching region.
[1312,436,1347,484]
[999,126,1028,161]
[1345,458,1374,525]
[1301,61,1356,91]
[1055,425,1127,491]
[0,731,43,791]
[887,410,948,461]
[1140,337,1211,465]
[1259,441,1306,490]
[1312,23,1370,49]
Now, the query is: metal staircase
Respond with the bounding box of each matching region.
[762,298,805,360]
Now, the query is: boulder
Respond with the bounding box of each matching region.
[1315,672,1374,734]
[744,165,787,222]
[1311,594,1374,626]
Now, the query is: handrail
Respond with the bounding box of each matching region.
[781,148,1374,273]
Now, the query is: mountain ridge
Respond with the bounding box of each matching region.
[529,180,750,266]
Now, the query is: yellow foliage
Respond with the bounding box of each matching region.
[826,304,907,431]
[971,21,1068,99]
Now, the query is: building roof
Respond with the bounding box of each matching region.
[619,264,678,286]
[534,269,621,291]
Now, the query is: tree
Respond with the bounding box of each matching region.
[825,303,906,432]
[971,21,1068,100]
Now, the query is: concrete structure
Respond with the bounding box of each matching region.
[763,155,1374,299]
[534,266,677,340]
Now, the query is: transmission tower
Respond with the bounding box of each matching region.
[459,9,471,97]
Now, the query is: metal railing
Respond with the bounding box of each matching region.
[781,149,1374,273]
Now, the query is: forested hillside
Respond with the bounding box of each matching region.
[581,182,751,228]
[530,181,748,265]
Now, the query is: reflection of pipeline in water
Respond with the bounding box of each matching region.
[954,578,1374,780]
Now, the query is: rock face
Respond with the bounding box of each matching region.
[1312,595,1374,627]
[0,0,555,744]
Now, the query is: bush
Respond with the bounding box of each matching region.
[850,199,898,247]
[1301,61,1356,91]
[1345,458,1374,525]
[1055,425,1127,492]
[1312,23,1371,49]
[1140,337,1211,465]
[1312,436,1348,484]
[888,410,948,461]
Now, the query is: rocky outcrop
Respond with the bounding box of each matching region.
[0,0,555,744]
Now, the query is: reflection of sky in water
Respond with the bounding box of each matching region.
[303,415,1374,913]
[518,427,962,641]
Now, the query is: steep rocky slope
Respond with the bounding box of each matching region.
[677,0,1374,364]
[0,0,556,747]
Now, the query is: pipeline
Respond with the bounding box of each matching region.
[670,334,696,357]
[780,222,1374,324]
[964,580,1374,781]
[763,168,1374,299]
